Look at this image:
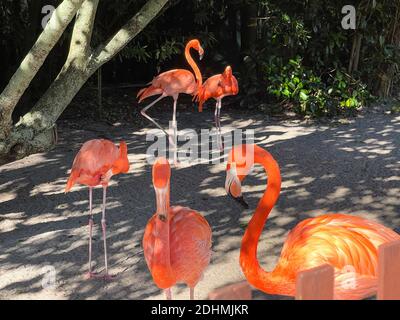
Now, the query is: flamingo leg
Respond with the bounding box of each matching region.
[141,94,175,147]
[172,97,178,165]
[165,288,172,300]
[85,187,95,279]
[190,287,195,300]
[215,99,223,150]
[101,186,112,280]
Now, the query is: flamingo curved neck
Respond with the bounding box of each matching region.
[185,44,202,88]
[153,184,175,287]
[239,147,282,292]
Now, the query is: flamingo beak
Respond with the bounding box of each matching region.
[232,195,249,209]
[199,47,204,60]
[225,165,249,209]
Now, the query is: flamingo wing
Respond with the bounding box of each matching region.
[65,139,119,191]
[169,206,212,288]
[137,69,197,102]
[271,214,400,298]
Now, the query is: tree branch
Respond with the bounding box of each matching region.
[88,0,170,70]
[66,0,99,67]
[0,0,85,140]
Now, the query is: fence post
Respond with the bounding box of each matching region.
[295,264,334,300]
[208,281,252,300]
[377,240,400,300]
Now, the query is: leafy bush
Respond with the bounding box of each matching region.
[266,57,371,116]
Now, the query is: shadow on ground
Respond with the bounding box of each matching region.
[0,100,399,299]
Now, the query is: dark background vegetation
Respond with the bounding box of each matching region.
[1,0,399,121]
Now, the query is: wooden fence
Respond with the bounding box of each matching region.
[208,240,400,300]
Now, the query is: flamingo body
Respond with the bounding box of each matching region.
[142,157,211,299]
[137,40,204,164]
[255,213,400,298]
[138,69,198,102]
[227,144,400,299]
[197,66,239,112]
[65,139,129,191]
[143,205,212,289]
[65,139,129,279]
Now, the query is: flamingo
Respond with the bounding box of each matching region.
[65,139,130,279]
[225,144,400,299]
[142,157,212,299]
[137,39,204,164]
[196,66,239,149]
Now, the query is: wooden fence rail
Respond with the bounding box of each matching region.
[208,240,400,300]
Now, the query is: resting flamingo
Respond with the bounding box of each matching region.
[137,39,204,164]
[65,139,130,279]
[196,66,239,149]
[225,144,400,299]
[142,157,212,299]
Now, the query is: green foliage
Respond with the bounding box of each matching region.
[266,57,371,116]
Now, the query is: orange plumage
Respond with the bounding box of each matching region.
[142,158,212,299]
[65,139,129,192]
[226,144,400,299]
[65,139,130,279]
[137,39,204,164]
[196,65,239,112]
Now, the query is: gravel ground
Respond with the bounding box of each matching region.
[0,104,399,300]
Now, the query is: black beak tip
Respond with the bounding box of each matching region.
[231,195,249,209]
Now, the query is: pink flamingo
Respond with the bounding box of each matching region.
[196,66,239,149]
[226,144,400,299]
[142,157,212,299]
[65,139,130,279]
[137,39,204,163]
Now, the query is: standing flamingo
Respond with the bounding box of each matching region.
[196,66,239,149]
[143,157,212,299]
[225,144,400,299]
[65,139,130,279]
[137,39,204,163]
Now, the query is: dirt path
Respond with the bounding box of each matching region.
[0,107,399,300]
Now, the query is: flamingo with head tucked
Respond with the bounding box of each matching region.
[65,139,130,279]
[196,66,239,149]
[225,144,400,299]
[142,157,212,299]
[137,39,204,164]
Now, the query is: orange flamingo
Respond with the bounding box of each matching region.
[196,66,239,149]
[225,144,400,299]
[142,157,212,299]
[137,39,204,163]
[65,139,129,279]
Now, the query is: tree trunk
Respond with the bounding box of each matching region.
[240,4,258,53]
[376,5,400,97]
[0,0,171,162]
[0,0,85,141]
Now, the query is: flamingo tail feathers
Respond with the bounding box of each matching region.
[194,86,206,112]
[65,169,80,193]
[137,85,163,103]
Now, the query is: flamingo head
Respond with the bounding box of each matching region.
[225,145,256,208]
[188,39,204,60]
[225,162,247,208]
[222,66,239,95]
[152,157,171,221]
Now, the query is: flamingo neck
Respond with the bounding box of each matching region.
[185,43,202,89]
[239,147,282,292]
[153,185,175,287]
